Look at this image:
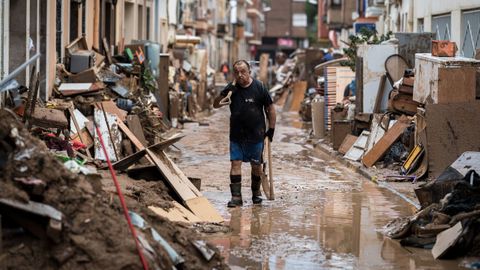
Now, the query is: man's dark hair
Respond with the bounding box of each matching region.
[233,60,251,71]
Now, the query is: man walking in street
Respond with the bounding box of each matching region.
[213,60,276,207]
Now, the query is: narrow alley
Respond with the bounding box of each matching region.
[173,107,461,269]
[2,0,480,269]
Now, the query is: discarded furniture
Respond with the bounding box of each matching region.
[331,120,351,150]
[424,102,480,178]
[413,53,480,104]
[357,44,397,113]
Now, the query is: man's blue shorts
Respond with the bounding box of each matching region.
[230,141,264,164]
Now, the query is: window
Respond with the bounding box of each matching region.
[461,9,480,58]
[292,13,307,27]
[56,0,63,63]
[0,0,6,79]
[147,7,150,40]
[432,14,451,40]
[70,2,80,41]
[245,17,253,33]
[417,18,424,33]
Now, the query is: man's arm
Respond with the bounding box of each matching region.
[264,103,276,142]
[213,94,226,108]
[266,103,276,129]
[213,83,235,108]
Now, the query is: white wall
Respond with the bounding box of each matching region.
[414,0,480,46]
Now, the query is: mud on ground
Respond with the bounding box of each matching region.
[0,110,228,270]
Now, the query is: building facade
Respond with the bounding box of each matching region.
[413,0,480,58]
[0,0,258,103]
[260,0,308,60]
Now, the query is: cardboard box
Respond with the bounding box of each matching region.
[432,40,456,57]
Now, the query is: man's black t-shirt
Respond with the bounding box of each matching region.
[227,79,273,143]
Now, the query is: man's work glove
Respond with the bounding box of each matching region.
[265,128,275,142]
[220,82,236,97]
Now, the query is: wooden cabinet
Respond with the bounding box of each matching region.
[413,53,480,104]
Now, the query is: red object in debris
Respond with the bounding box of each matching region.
[432,40,457,57]
[71,140,86,150]
[94,123,150,270]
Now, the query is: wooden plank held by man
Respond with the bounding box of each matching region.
[261,137,275,200]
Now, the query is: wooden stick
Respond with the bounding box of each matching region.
[26,72,40,130]
[23,66,36,123]
[69,108,92,159]
[267,138,274,200]
[116,119,153,163]
[97,103,119,161]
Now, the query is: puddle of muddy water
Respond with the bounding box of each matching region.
[176,109,463,270]
[204,178,462,270]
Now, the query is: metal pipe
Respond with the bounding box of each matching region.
[0,53,41,90]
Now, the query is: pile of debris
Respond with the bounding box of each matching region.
[384,153,480,263]
[0,110,227,269]
[0,32,226,269]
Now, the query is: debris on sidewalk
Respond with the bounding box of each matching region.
[0,109,227,269]
[383,168,480,260]
[0,27,227,269]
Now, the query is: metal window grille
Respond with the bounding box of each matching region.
[461,9,480,58]
[432,14,451,41]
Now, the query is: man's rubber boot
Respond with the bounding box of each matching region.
[251,176,263,204]
[227,183,243,208]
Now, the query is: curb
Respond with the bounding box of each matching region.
[314,141,421,209]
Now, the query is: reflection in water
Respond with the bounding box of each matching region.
[205,162,461,269]
[179,110,461,269]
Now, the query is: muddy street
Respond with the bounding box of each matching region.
[172,107,462,270]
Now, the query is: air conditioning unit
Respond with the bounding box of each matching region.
[373,0,385,5]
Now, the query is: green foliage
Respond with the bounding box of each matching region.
[342,28,393,71]
[142,65,157,94]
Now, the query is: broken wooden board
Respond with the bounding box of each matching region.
[96,101,127,122]
[72,128,94,147]
[113,148,149,171]
[0,198,63,241]
[58,82,103,96]
[339,134,358,155]
[146,149,223,222]
[365,114,393,153]
[70,109,89,134]
[94,109,122,162]
[126,115,147,147]
[362,117,410,167]
[0,198,62,221]
[146,148,198,201]
[432,222,463,259]
[345,131,370,161]
[117,120,222,222]
[117,119,147,151]
[148,202,201,223]
[289,81,307,112]
[425,102,480,178]
[113,135,185,170]
[184,197,223,223]
[31,107,69,129]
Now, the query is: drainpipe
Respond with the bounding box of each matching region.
[408,0,414,32]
